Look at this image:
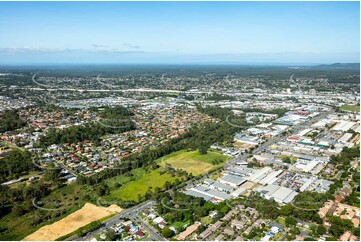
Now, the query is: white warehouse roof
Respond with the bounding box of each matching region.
[258,184,298,204]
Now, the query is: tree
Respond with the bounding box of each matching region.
[293,227,301,235]
[95,186,107,196]
[105,229,117,240]
[353,228,360,237]
[12,203,24,216]
[198,145,208,155]
[43,165,61,186]
[162,226,174,238]
[340,171,348,179]
[282,156,292,163]
[285,216,297,227]
[0,109,26,133]
[313,213,323,224]
[0,149,34,183]
[317,225,327,235]
[304,237,315,241]
[329,216,354,238]
[280,204,293,216]
[326,236,337,241]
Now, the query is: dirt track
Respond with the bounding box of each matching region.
[23,203,122,241]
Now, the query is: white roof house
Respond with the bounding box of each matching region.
[153,217,164,224]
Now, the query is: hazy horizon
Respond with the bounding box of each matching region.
[0,1,359,64]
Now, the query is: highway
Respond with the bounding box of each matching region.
[29,73,354,100]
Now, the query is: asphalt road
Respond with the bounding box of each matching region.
[78,200,164,241]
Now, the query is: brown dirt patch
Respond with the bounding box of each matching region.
[23,203,122,241]
[233,141,255,149]
[240,181,256,190]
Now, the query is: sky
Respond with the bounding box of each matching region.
[0,1,359,65]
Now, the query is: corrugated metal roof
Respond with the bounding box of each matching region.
[220,174,247,186]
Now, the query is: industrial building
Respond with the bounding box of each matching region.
[205,180,234,192]
[220,174,247,187]
[332,121,356,132]
[184,190,213,202]
[257,184,298,204]
[293,159,320,173]
[248,167,273,183]
[338,133,353,143]
[258,170,283,185]
[234,134,259,145]
[231,187,247,197]
[186,186,232,202]
[228,167,255,177]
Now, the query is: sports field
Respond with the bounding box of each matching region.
[159,149,230,176]
[340,105,360,112]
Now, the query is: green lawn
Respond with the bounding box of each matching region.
[158,149,230,176]
[107,168,182,201]
[170,221,189,232]
[200,216,213,226]
[340,105,360,112]
[275,217,286,227]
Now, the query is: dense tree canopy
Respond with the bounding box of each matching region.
[0,109,26,133]
[0,149,35,183]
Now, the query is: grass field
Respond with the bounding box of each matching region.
[158,149,230,176]
[106,167,183,201]
[170,221,189,232]
[340,105,360,112]
[275,217,286,227]
[200,216,212,226]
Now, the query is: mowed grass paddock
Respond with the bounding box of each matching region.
[340,105,360,112]
[107,168,182,201]
[159,149,230,176]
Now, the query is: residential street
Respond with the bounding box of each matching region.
[78,200,164,241]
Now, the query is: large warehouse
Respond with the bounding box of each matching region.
[219,174,247,187]
[185,186,232,202]
[257,184,299,204]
